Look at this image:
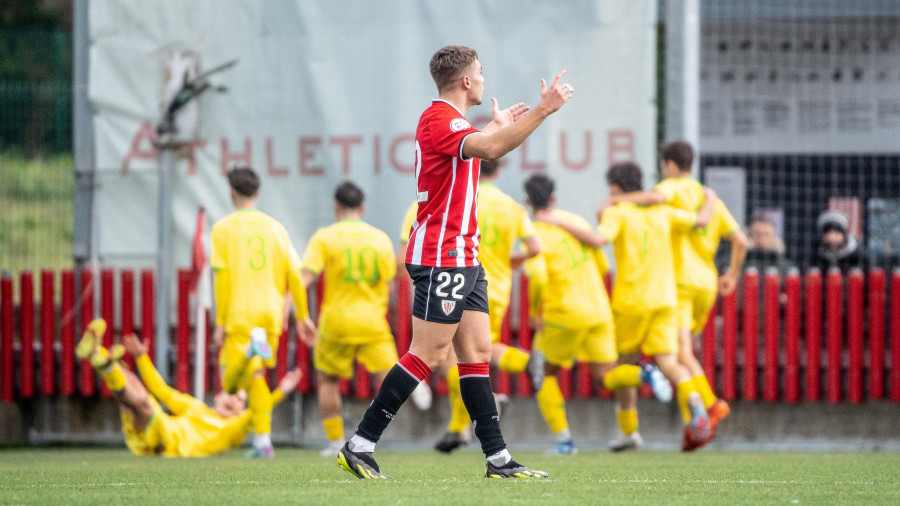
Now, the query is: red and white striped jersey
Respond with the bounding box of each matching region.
[406,99,482,267]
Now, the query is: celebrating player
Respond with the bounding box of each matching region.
[601,141,748,450]
[211,166,316,457]
[523,174,671,455]
[536,162,716,450]
[301,182,400,458]
[337,44,572,479]
[75,319,301,457]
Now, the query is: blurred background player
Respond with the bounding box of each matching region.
[338,45,571,480]
[602,141,748,450]
[432,158,544,454]
[301,181,399,458]
[75,319,301,457]
[523,174,671,455]
[211,166,317,457]
[539,162,716,450]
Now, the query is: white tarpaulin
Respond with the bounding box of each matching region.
[89,0,657,265]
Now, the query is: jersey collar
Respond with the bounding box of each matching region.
[432,98,466,117]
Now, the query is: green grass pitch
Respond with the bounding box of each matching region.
[0,447,897,505]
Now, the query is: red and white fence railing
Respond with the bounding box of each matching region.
[1,267,899,403]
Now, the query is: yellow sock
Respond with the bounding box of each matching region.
[446,366,470,433]
[237,356,265,391]
[675,380,695,424]
[536,376,568,434]
[249,375,273,435]
[616,407,638,435]
[602,364,642,391]
[99,360,126,391]
[692,374,717,409]
[498,347,530,373]
[322,416,343,443]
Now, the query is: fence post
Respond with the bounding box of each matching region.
[79,268,95,396]
[742,269,759,401]
[176,270,191,393]
[140,270,155,364]
[517,272,534,397]
[763,269,779,402]
[61,270,75,395]
[20,272,35,399]
[783,269,801,403]
[40,270,55,395]
[847,268,864,403]
[890,269,900,402]
[825,268,843,403]
[100,269,115,397]
[1,273,14,402]
[721,286,738,400]
[496,309,512,396]
[120,270,135,369]
[805,269,822,401]
[868,269,885,399]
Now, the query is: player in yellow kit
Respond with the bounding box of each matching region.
[406,159,543,453]
[302,182,399,458]
[538,162,717,449]
[523,174,671,455]
[603,141,748,450]
[75,319,301,457]
[211,167,317,457]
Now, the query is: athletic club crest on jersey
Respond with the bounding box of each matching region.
[441,299,457,316]
[449,118,470,132]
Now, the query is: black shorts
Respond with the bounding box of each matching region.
[406,264,489,324]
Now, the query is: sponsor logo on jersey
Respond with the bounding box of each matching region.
[449,118,470,132]
[441,300,457,315]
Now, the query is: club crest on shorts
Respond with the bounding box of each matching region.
[441,299,457,316]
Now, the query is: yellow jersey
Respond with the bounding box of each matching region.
[399,201,418,245]
[477,183,537,307]
[303,219,396,343]
[655,178,740,290]
[210,209,308,341]
[598,203,696,313]
[528,209,611,326]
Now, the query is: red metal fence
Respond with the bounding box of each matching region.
[1,267,899,403]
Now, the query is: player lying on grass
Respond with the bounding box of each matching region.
[76,318,301,457]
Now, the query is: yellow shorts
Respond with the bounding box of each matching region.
[488,298,510,344]
[314,333,398,379]
[613,307,678,356]
[533,319,617,368]
[677,285,717,334]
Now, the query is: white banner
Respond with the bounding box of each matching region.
[700,18,900,154]
[89,0,657,265]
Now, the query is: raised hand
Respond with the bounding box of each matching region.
[539,69,574,114]
[278,368,303,393]
[122,333,147,357]
[491,98,530,129]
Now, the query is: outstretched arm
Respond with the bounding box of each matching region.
[534,210,609,248]
[124,333,195,416]
[510,235,541,271]
[463,70,573,160]
[719,229,749,295]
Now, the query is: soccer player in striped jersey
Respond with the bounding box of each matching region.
[338,45,572,480]
[537,162,717,450]
[428,158,544,453]
[602,141,748,450]
[301,182,399,458]
[75,319,301,457]
[523,174,671,455]
[211,167,317,457]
